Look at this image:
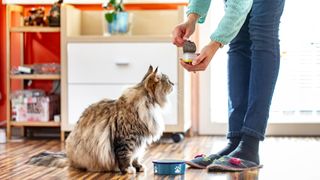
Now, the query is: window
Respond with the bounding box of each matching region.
[200,0,320,135]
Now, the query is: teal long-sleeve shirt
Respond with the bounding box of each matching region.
[187,0,253,45]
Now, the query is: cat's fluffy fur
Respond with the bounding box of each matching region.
[27,66,174,174]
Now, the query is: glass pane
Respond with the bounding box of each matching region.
[269,0,320,123]
[210,49,228,123]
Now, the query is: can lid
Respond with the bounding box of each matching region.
[183,40,197,53]
[152,159,185,164]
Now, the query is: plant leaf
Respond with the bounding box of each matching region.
[109,0,116,6]
[116,4,125,12]
[105,12,116,23]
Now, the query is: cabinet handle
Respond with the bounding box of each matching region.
[114,60,130,66]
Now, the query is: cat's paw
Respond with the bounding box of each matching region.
[123,166,136,174]
[134,164,145,172]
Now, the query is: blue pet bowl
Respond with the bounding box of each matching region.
[152,159,186,175]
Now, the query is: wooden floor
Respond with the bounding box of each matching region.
[1,136,320,180]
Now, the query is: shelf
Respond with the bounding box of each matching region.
[10,26,60,33]
[10,74,61,80]
[66,35,172,42]
[10,121,60,127]
[3,0,188,5]
[6,5,64,141]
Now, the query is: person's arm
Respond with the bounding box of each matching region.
[211,0,253,45]
[186,0,212,24]
[182,0,253,72]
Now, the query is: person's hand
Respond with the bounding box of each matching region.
[172,14,199,47]
[180,41,222,72]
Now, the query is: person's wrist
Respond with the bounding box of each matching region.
[208,41,223,49]
[187,13,199,25]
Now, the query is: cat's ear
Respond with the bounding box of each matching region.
[154,66,158,74]
[152,67,159,82]
[141,65,153,82]
[147,66,159,82]
[144,66,160,91]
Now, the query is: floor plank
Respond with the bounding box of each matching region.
[0,136,320,180]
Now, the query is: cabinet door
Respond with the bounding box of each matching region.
[67,43,178,84]
[68,84,178,126]
[68,84,130,125]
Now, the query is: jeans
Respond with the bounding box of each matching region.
[227,0,285,140]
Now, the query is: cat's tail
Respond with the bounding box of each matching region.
[26,151,69,168]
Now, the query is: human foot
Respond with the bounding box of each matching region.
[186,154,221,169]
[217,137,241,156]
[228,135,260,164]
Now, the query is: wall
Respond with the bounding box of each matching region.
[0,1,6,125]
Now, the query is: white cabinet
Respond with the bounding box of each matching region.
[67,84,132,125]
[66,42,180,127]
[67,43,178,84]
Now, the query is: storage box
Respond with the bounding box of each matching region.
[11,90,60,122]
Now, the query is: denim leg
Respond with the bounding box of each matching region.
[241,0,285,140]
[227,15,252,139]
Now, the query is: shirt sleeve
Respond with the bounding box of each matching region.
[186,0,212,24]
[210,0,253,45]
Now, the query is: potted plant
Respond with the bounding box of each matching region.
[103,0,129,34]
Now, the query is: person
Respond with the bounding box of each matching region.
[172,0,285,171]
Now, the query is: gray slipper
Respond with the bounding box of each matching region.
[207,156,263,172]
[185,154,221,169]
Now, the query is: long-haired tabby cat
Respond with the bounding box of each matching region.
[27,66,174,174]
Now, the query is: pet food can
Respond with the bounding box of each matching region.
[152,159,186,175]
[182,53,196,64]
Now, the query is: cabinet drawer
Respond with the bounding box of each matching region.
[68,43,178,84]
[68,84,178,126]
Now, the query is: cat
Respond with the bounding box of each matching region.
[27,65,174,174]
